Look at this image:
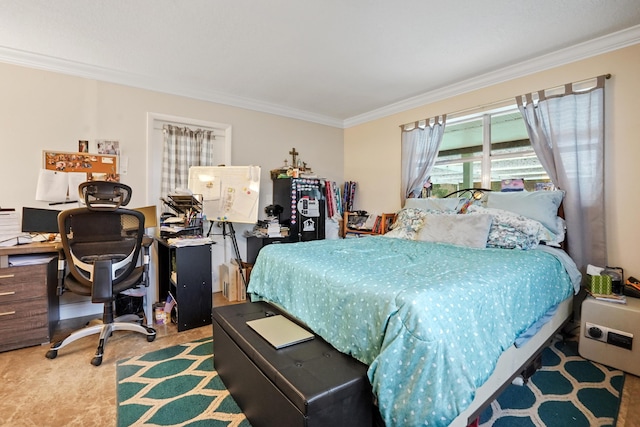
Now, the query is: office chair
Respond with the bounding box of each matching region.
[45,181,156,366]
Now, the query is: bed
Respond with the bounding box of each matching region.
[247,191,582,427]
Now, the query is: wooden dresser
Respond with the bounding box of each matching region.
[0,243,60,352]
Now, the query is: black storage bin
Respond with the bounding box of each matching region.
[213,301,373,427]
[115,293,144,317]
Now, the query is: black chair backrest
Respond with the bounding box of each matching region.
[58,186,144,290]
[78,181,132,210]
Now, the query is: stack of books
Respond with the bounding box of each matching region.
[0,209,31,247]
[588,292,627,304]
[251,220,289,238]
[267,222,282,238]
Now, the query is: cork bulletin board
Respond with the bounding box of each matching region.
[42,150,118,175]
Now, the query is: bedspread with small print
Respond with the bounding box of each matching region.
[248,236,573,427]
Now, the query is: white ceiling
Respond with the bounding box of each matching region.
[1,1,639,128]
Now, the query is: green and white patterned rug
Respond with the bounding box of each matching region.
[117,337,250,427]
[480,340,625,427]
[117,338,624,427]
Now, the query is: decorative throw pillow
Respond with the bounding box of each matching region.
[467,205,544,250]
[384,208,427,240]
[415,213,493,248]
[486,190,564,235]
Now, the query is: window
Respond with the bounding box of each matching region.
[429,106,550,197]
[146,113,232,207]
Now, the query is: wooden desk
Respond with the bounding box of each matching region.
[0,242,60,268]
[0,242,60,352]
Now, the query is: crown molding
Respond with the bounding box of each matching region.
[0,46,344,128]
[1,24,639,130]
[343,24,640,128]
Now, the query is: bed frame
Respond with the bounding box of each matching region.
[451,296,573,426]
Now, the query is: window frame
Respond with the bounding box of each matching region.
[430,104,548,192]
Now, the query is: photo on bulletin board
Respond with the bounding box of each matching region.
[188,166,261,224]
[42,150,118,176]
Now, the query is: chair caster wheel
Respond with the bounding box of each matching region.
[46,349,58,359]
[91,356,103,366]
[147,334,156,342]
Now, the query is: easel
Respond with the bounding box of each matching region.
[207,221,247,290]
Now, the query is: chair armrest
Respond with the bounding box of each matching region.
[141,235,152,287]
[56,248,67,296]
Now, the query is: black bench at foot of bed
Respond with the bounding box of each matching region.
[213,301,374,427]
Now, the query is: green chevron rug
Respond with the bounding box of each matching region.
[116,337,250,427]
[479,339,625,427]
[117,338,624,427]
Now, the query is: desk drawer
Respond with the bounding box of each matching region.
[0,264,47,301]
[0,298,49,352]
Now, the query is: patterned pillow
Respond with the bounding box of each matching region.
[467,205,543,250]
[384,208,427,240]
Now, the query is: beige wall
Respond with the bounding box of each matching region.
[344,43,640,279]
[0,61,344,318]
[0,62,344,212]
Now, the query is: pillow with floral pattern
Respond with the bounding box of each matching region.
[384,208,428,240]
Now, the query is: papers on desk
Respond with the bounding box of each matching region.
[160,216,187,235]
[0,234,33,247]
[9,254,56,266]
[120,286,147,298]
[0,210,26,247]
[166,236,214,247]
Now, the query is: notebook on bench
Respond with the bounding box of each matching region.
[246,314,314,349]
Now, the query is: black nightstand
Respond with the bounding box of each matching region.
[246,235,288,264]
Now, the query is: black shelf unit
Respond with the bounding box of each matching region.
[156,238,212,332]
[272,177,325,242]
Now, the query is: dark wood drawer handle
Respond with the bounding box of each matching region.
[0,274,16,279]
[0,291,16,296]
[0,310,16,316]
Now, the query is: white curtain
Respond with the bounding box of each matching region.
[401,115,446,202]
[517,75,607,273]
[161,125,216,197]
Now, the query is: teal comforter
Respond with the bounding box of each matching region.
[248,236,574,427]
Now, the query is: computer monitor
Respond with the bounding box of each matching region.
[21,207,63,234]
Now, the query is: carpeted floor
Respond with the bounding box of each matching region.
[480,340,625,427]
[117,337,624,427]
[117,337,250,427]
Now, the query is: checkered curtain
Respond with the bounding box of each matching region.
[161,125,216,197]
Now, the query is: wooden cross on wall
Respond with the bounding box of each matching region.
[289,147,299,166]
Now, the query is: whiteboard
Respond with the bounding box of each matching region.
[188,166,261,224]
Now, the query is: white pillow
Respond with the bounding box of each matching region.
[403,197,464,212]
[486,190,564,235]
[415,213,492,248]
